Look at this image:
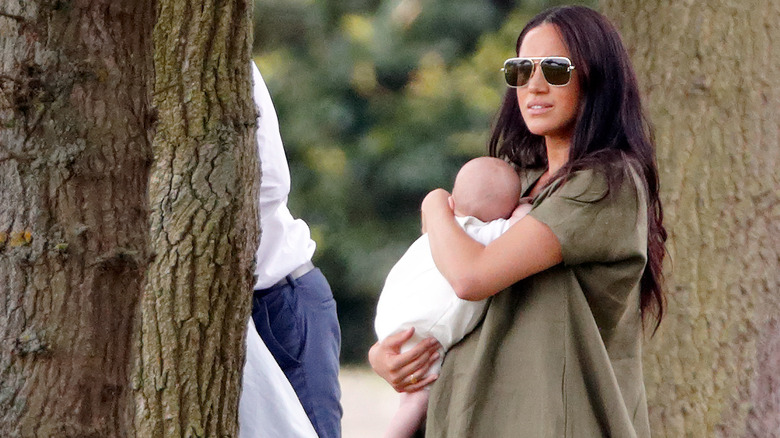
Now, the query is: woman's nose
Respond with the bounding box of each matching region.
[527,64,548,92]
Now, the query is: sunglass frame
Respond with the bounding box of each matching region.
[502,56,576,88]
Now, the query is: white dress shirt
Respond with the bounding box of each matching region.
[250,62,316,290]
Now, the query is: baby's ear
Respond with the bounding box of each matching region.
[448,196,455,211]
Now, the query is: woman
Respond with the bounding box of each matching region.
[369,6,666,437]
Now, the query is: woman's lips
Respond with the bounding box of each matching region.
[526,101,553,115]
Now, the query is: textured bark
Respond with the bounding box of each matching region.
[601,1,780,436]
[132,0,258,436]
[0,0,154,436]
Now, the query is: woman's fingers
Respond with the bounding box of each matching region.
[383,328,416,352]
[369,329,427,385]
[369,331,443,392]
[391,340,442,392]
[388,336,439,373]
[395,345,438,382]
[402,372,438,393]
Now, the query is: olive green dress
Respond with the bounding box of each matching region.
[426,165,651,438]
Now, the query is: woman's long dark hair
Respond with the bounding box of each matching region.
[489,6,667,333]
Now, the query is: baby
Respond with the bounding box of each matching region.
[374,156,532,438]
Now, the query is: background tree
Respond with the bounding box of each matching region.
[602,0,780,435]
[0,0,154,435]
[0,0,256,436]
[132,0,258,436]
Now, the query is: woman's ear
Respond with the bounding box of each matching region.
[448,196,455,211]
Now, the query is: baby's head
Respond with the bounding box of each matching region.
[451,157,522,222]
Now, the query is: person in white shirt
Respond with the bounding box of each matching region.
[374,156,531,438]
[240,62,342,438]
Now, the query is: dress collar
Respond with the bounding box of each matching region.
[520,167,547,198]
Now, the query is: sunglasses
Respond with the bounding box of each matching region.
[502,57,576,88]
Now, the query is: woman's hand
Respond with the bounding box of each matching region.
[421,188,453,234]
[368,328,441,393]
[421,189,452,219]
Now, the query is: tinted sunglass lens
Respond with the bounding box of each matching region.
[505,59,533,87]
[541,58,571,85]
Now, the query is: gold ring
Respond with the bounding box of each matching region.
[411,373,418,385]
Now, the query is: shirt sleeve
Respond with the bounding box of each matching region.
[251,61,291,208]
[528,167,647,267]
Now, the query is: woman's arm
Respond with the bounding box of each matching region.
[422,189,563,301]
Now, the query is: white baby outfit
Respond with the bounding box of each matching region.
[375,215,514,377]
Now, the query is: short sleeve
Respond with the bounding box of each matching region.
[528,167,647,266]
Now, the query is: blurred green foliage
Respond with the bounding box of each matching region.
[253,0,595,363]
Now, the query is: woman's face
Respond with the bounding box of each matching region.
[516,23,582,146]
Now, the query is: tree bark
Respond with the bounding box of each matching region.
[0,0,154,436]
[601,1,780,436]
[132,0,258,436]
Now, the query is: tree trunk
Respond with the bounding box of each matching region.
[601,1,780,436]
[132,0,258,436]
[0,0,154,436]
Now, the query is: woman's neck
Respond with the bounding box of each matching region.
[544,136,571,174]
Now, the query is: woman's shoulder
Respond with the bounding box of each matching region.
[550,158,645,204]
[526,159,648,266]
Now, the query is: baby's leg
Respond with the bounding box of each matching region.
[382,389,430,438]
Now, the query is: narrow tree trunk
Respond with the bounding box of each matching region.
[601,1,780,436]
[132,0,258,436]
[0,0,154,436]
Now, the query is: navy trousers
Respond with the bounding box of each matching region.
[251,268,342,438]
